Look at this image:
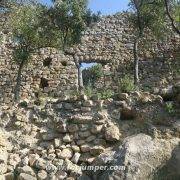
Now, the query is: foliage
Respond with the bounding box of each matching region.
[165,102,175,114]
[83,64,103,87]
[84,85,93,98]
[96,89,114,100]
[129,0,168,38]
[49,0,100,49]
[84,86,114,100]
[118,75,136,93]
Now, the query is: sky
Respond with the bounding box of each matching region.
[40,0,130,15]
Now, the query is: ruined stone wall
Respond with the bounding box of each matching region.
[75,13,179,90]
[0,14,78,105]
[0,13,179,104]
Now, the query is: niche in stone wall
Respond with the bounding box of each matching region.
[61,61,68,66]
[40,78,49,89]
[43,57,52,67]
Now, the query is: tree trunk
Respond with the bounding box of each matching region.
[14,61,24,102]
[133,38,139,85]
[77,63,83,92]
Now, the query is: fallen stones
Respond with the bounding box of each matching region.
[58,148,73,159]
[17,166,35,176]
[35,158,47,170]
[90,146,104,156]
[70,115,93,124]
[63,134,73,143]
[54,138,62,148]
[80,144,91,153]
[79,131,91,138]
[68,124,79,132]
[64,159,82,175]
[71,152,81,164]
[0,172,14,180]
[91,125,103,134]
[37,170,48,180]
[18,173,37,180]
[104,125,121,142]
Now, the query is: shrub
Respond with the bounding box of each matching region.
[118,75,136,93]
[84,86,114,100]
[97,89,114,100]
[165,102,175,114]
[84,86,93,98]
[83,64,103,87]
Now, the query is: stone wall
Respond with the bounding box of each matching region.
[0,38,78,105]
[0,13,179,104]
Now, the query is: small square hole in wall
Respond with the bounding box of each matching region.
[40,78,49,89]
[43,57,52,67]
[61,61,67,66]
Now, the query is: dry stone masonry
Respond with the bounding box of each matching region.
[0,13,180,105]
[0,85,179,179]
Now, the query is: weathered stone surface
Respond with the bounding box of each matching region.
[71,152,81,164]
[18,173,37,180]
[0,172,14,180]
[91,125,103,134]
[79,131,91,138]
[58,148,73,159]
[90,146,104,156]
[63,134,73,143]
[37,170,48,180]
[35,158,47,170]
[95,134,180,180]
[80,144,91,153]
[68,124,79,133]
[64,159,82,175]
[104,125,121,142]
[17,166,35,176]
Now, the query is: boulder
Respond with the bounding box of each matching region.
[94,134,180,180]
[154,145,180,179]
[160,86,174,101]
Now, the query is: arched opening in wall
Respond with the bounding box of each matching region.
[43,57,52,67]
[40,78,49,89]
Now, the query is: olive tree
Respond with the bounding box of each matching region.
[10,1,59,102]
[129,0,167,85]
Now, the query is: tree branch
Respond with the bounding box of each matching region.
[164,0,180,35]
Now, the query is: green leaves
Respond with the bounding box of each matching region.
[49,0,100,49]
[129,0,179,38]
[83,64,103,87]
[12,47,31,65]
